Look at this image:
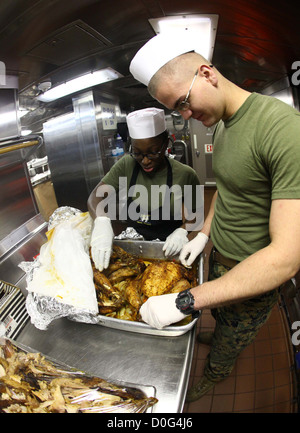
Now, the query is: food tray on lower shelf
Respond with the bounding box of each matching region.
[0,337,157,413]
[94,239,203,337]
[0,280,29,339]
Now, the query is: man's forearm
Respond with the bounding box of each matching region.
[192,197,300,310]
[190,243,298,310]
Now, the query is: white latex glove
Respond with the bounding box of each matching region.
[163,228,189,257]
[90,216,114,271]
[179,232,209,267]
[140,293,186,329]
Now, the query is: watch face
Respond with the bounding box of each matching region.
[177,294,190,307]
[176,290,195,314]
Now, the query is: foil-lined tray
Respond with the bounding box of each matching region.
[93,239,202,337]
[0,281,29,339]
[0,337,157,413]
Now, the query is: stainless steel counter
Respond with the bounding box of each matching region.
[16,316,196,413]
[1,215,197,413]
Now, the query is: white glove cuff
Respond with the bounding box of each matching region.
[178,228,188,235]
[196,232,209,244]
[94,215,111,224]
[178,228,188,237]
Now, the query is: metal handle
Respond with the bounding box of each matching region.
[173,139,189,165]
[0,139,40,155]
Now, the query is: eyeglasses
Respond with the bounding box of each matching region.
[175,65,213,112]
[130,141,165,160]
[175,69,199,112]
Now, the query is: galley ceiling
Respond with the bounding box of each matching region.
[1,0,300,129]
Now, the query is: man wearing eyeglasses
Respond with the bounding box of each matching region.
[129,33,300,401]
[88,107,201,272]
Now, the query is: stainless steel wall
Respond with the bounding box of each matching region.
[43,90,124,212]
[43,111,86,210]
[0,88,20,140]
[0,148,39,241]
[262,76,298,109]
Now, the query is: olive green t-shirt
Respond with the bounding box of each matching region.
[102,155,201,224]
[211,92,300,261]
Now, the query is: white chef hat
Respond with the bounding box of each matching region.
[130,32,196,86]
[126,107,166,139]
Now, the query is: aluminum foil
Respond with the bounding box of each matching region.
[114,227,144,240]
[114,227,161,242]
[48,206,82,230]
[19,206,97,331]
[25,293,99,331]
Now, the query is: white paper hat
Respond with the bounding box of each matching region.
[126,107,166,139]
[130,33,196,86]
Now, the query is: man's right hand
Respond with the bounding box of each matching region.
[90,216,114,271]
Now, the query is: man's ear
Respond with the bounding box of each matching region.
[199,64,217,85]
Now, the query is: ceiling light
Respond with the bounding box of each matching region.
[37,81,52,93]
[149,14,218,61]
[37,67,123,102]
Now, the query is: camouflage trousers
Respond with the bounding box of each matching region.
[203,251,279,383]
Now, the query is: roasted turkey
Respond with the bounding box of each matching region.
[90,245,197,321]
[139,261,194,297]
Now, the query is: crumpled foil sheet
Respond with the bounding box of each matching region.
[48,206,82,230]
[114,227,144,240]
[114,227,161,241]
[19,206,98,331]
[25,293,99,331]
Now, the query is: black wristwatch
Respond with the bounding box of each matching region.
[175,289,195,315]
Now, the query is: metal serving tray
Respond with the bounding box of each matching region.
[0,280,29,339]
[1,337,157,413]
[95,239,203,337]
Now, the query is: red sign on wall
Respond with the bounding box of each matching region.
[204,144,213,154]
